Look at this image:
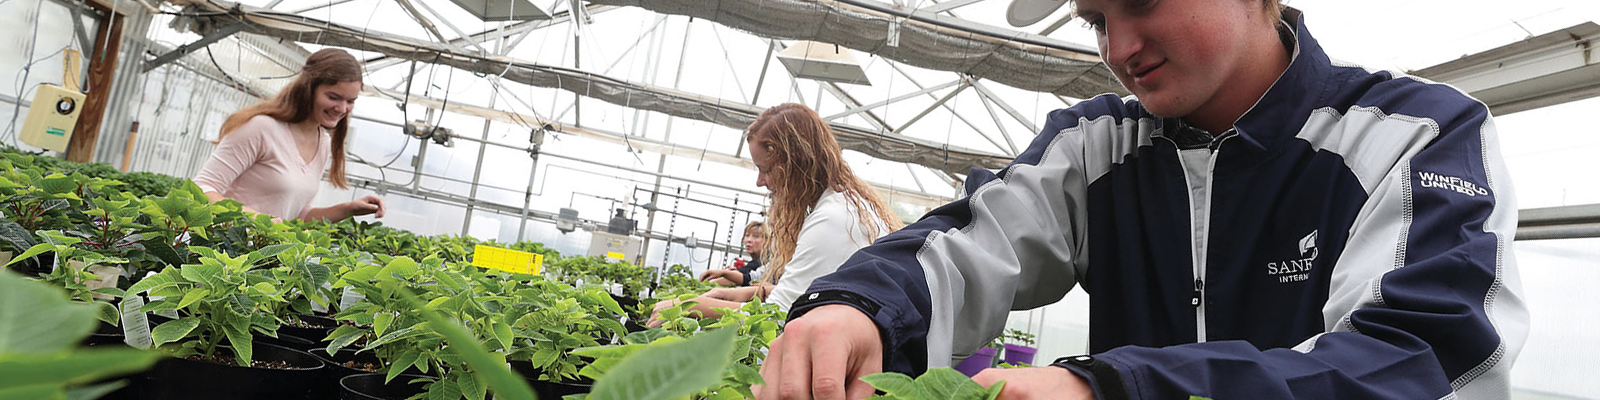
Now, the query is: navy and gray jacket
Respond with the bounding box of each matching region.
[790,9,1527,400]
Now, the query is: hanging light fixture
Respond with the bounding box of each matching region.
[777,41,873,86]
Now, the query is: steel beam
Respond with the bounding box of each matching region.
[917,0,985,15]
[142,22,246,73]
[894,82,968,134]
[824,79,961,121]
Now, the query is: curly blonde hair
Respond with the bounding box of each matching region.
[747,103,902,284]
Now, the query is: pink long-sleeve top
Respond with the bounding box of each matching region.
[192,115,330,220]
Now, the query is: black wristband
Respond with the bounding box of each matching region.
[1051,355,1131,400]
[788,289,883,319]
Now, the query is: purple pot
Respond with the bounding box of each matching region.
[1003,344,1037,366]
[952,346,998,377]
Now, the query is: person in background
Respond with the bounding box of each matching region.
[757,1,1527,400]
[193,48,385,222]
[701,221,768,287]
[647,103,903,326]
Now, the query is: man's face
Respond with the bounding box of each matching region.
[1076,0,1269,118]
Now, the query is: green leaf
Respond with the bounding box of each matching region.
[0,383,59,400]
[0,346,161,390]
[93,302,120,326]
[0,271,95,354]
[387,349,422,383]
[459,373,487,400]
[587,328,738,400]
[177,289,210,309]
[324,325,365,353]
[373,313,395,337]
[861,372,921,398]
[915,367,987,399]
[491,321,513,351]
[398,289,536,400]
[0,221,36,252]
[226,294,256,316]
[64,381,128,400]
[364,326,425,350]
[253,244,296,261]
[150,318,200,348]
[5,243,56,267]
[224,326,253,365]
[179,261,224,288]
[985,381,1008,400]
[126,269,180,295]
[426,379,462,400]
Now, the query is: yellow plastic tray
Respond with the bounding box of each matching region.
[471,245,543,275]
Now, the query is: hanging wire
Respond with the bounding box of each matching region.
[2,0,49,145]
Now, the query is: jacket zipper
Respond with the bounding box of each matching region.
[1166,130,1238,344]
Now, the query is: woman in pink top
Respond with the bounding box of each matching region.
[193,48,384,222]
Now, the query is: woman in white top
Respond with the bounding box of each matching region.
[648,103,902,325]
[193,48,385,222]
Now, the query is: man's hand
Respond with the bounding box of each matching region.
[972,366,1095,400]
[757,305,882,400]
[344,194,386,218]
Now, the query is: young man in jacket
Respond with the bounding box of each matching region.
[758,0,1528,399]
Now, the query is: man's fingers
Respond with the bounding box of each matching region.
[844,335,884,400]
[809,335,853,400]
[776,330,814,400]
[756,335,784,400]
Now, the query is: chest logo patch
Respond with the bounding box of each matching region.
[1267,230,1318,283]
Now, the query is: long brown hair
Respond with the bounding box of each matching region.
[218,48,361,188]
[749,103,902,284]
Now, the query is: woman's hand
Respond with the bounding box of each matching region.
[645,298,681,328]
[704,286,760,303]
[698,269,733,282]
[343,194,386,218]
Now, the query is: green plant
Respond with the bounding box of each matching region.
[582,328,739,400]
[127,245,296,365]
[329,256,518,400]
[505,282,625,382]
[398,287,536,400]
[860,368,1006,400]
[0,270,161,400]
[4,231,126,325]
[1000,329,1035,347]
[573,300,783,399]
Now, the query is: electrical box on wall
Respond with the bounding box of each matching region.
[20,84,86,152]
[587,231,642,262]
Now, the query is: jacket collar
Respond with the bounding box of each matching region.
[1226,7,1333,153]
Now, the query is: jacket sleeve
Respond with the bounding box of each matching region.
[1087,102,1527,400]
[788,95,1140,373]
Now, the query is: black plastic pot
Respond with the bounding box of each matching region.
[311,349,383,400]
[257,332,321,352]
[510,360,593,400]
[609,293,640,312]
[340,373,430,400]
[138,342,325,400]
[280,313,338,342]
[84,321,130,347]
[82,324,140,400]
